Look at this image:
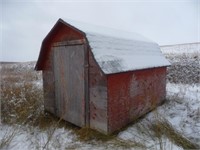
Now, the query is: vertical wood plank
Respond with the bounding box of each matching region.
[43,49,55,114]
[89,50,108,133]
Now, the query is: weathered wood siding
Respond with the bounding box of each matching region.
[89,50,108,133]
[107,67,167,133]
[42,49,55,114]
[53,44,86,127]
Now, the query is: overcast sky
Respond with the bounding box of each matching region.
[1,0,199,62]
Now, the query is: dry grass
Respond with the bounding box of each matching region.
[0,57,199,149]
[121,103,200,150]
[77,127,112,141]
[1,82,43,125]
[149,119,199,149]
[76,127,146,149]
[0,62,45,127]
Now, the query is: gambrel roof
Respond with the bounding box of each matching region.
[36,18,170,74]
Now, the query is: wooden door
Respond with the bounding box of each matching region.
[53,44,87,127]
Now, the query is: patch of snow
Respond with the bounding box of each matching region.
[118,126,183,150]
[0,125,76,150]
[161,43,200,54]
[163,83,200,142]
[32,80,43,89]
[1,124,141,150]
[167,83,200,101]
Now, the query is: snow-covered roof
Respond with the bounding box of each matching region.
[61,19,170,74]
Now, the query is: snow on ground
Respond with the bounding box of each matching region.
[164,83,200,142]
[1,43,200,149]
[1,79,199,149]
[160,43,200,54]
[118,83,200,149]
[0,125,84,150]
[0,124,141,150]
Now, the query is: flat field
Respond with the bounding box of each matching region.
[0,43,199,150]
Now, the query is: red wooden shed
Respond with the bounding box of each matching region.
[35,18,170,134]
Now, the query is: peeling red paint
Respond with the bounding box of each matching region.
[107,67,166,133]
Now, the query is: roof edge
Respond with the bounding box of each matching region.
[35,19,61,70]
[35,18,87,70]
[105,65,170,75]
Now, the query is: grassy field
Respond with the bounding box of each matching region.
[0,51,199,149]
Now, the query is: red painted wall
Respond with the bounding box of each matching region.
[38,22,84,70]
[107,67,167,133]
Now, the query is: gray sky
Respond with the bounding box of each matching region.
[1,0,200,62]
